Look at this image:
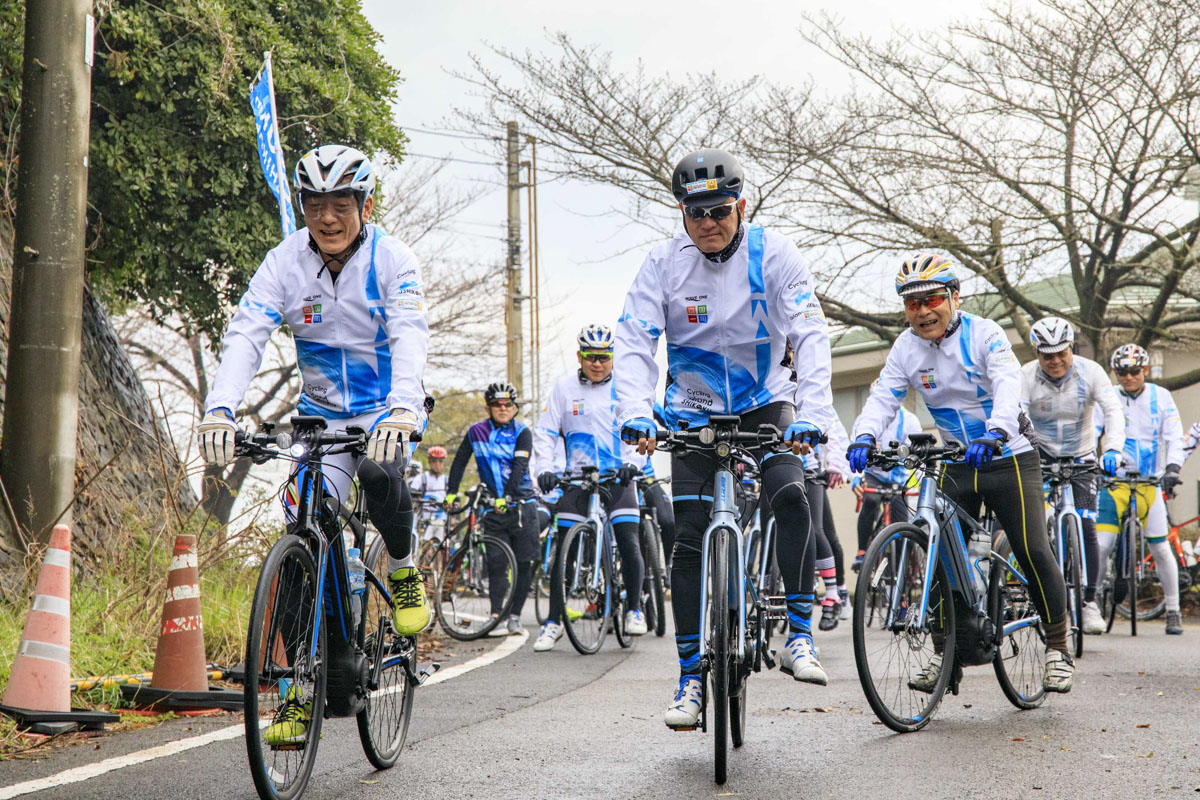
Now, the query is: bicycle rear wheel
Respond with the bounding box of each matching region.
[612,534,633,650]
[435,534,516,640]
[245,534,326,800]
[989,533,1047,709]
[1062,516,1084,658]
[1118,528,1167,621]
[730,534,752,750]
[852,523,954,733]
[356,537,415,770]
[707,527,732,784]
[534,534,556,625]
[555,522,610,654]
[642,517,667,637]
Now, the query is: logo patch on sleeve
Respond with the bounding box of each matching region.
[397,299,422,311]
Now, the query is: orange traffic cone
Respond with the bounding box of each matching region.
[120,535,241,711]
[0,525,118,733]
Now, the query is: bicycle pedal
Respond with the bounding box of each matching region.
[417,663,442,685]
[763,649,777,669]
[669,725,699,732]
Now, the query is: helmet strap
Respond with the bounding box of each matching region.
[308,223,369,279]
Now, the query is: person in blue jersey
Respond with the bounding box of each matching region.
[531,324,648,651]
[615,148,836,730]
[848,253,1073,693]
[197,145,430,747]
[444,382,540,635]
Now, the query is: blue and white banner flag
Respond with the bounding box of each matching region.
[249,52,296,237]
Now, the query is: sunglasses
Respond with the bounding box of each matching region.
[1037,349,1070,361]
[903,292,950,312]
[684,202,737,222]
[580,352,612,363]
[488,399,515,408]
[1113,367,1143,377]
[300,193,359,217]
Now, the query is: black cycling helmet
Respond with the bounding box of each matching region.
[671,148,745,207]
[484,382,518,405]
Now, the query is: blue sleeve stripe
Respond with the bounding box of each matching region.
[617,312,662,338]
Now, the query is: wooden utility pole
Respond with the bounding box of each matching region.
[0,0,95,546]
[505,121,524,396]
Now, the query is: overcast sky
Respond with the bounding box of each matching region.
[361,0,995,396]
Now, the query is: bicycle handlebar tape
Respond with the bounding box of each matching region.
[121,535,242,712]
[0,525,118,734]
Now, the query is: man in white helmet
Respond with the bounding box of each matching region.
[1019,316,1125,635]
[196,145,431,746]
[532,323,648,651]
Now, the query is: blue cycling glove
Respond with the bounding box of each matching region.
[785,420,823,447]
[620,417,656,445]
[966,431,1005,469]
[847,435,876,473]
[1100,449,1121,477]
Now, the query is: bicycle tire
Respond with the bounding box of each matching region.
[642,517,667,638]
[435,534,516,640]
[356,537,415,770]
[852,523,954,733]
[1063,516,1084,659]
[1128,516,1138,636]
[730,531,752,750]
[534,533,556,626]
[556,522,610,654]
[244,534,326,800]
[1118,528,1168,621]
[612,533,633,650]
[989,533,1047,710]
[709,527,731,784]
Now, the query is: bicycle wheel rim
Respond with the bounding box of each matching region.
[990,534,1047,709]
[852,524,952,732]
[558,523,608,654]
[357,538,415,769]
[244,536,325,800]
[708,528,730,785]
[435,535,514,640]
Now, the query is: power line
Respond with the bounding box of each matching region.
[404,151,501,167]
[404,125,503,143]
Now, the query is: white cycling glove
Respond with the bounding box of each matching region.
[198,408,239,467]
[368,408,420,463]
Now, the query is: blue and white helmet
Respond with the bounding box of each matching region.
[895,253,960,297]
[294,144,376,210]
[577,323,614,351]
[1029,316,1074,354]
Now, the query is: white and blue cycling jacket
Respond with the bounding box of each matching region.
[1020,355,1124,460]
[852,312,1032,457]
[1106,383,1184,478]
[535,371,638,475]
[614,225,835,433]
[205,225,429,421]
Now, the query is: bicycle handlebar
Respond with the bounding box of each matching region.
[866,438,965,472]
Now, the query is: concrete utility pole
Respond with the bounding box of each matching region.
[505,120,524,397]
[0,0,94,546]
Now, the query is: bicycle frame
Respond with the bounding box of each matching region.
[698,468,747,662]
[566,472,616,609]
[1044,463,1088,588]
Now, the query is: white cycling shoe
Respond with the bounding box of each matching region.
[1043,649,1074,693]
[664,676,703,730]
[908,653,942,693]
[778,635,827,685]
[533,621,563,652]
[1081,601,1105,635]
[625,610,648,636]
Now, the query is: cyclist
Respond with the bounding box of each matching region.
[615,148,835,729]
[1019,316,1125,635]
[532,324,647,652]
[444,382,540,636]
[410,445,449,540]
[1095,344,1185,636]
[848,253,1074,693]
[197,144,431,745]
[852,395,921,570]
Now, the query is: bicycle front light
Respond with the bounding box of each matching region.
[716,442,731,458]
[290,442,309,459]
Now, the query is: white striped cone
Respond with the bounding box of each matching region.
[149,535,209,692]
[2,525,73,712]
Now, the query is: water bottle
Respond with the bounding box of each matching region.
[347,547,366,630]
[967,529,990,596]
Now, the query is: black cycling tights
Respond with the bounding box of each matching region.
[356,457,415,561]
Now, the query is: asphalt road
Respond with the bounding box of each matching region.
[2,607,1197,799]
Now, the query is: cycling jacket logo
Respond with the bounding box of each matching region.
[684,178,718,195]
[303,304,323,324]
[919,369,936,389]
[397,298,422,311]
[685,294,708,302]
[686,304,709,324]
[572,401,585,416]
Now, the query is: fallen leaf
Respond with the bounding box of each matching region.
[360,779,380,784]
[963,704,973,708]
[1137,752,1154,759]
[872,721,883,725]
[1137,724,1151,729]
[1060,747,1071,751]
[1138,671,1145,675]
[1157,692,1164,697]
[814,707,827,713]
[1013,737,1025,742]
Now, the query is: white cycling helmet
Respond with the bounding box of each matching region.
[294,144,376,211]
[577,323,614,351]
[1110,343,1149,370]
[1029,316,1074,354]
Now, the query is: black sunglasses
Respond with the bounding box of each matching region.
[684,202,737,222]
[1113,366,1143,377]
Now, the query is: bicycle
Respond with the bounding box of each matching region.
[853,433,1048,734]
[549,468,636,654]
[533,517,558,626]
[237,416,437,800]
[431,485,518,640]
[854,482,916,627]
[636,476,670,637]
[1042,457,1090,657]
[653,416,791,785]
[1098,474,1171,633]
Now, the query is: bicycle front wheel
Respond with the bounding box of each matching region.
[852,523,954,733]
[435,534,516,640]
[534,534,555,625]
[1062,516,1084,658]
[642,518,667,637]
[989,533,1047,710]
[556,523,610,654]
[244,534,326,800]
[357,537,415,769]
[707,527,732,784]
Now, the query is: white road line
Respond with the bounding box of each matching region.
[0,631,529,799]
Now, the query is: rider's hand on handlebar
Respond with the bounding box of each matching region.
[443,492,458,509]
[198,408,239,467]
[966,430,1005,469]
[368,408,419,463]
[617,462,640,485]
[620,417,657,456]
[494,496,509,513]
[1163,463,1183,497]
[784,420,822,456]
[1101,449,1122,477]
[537,471,558,494]
[847,435,875,473]
[825,469,844,489]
